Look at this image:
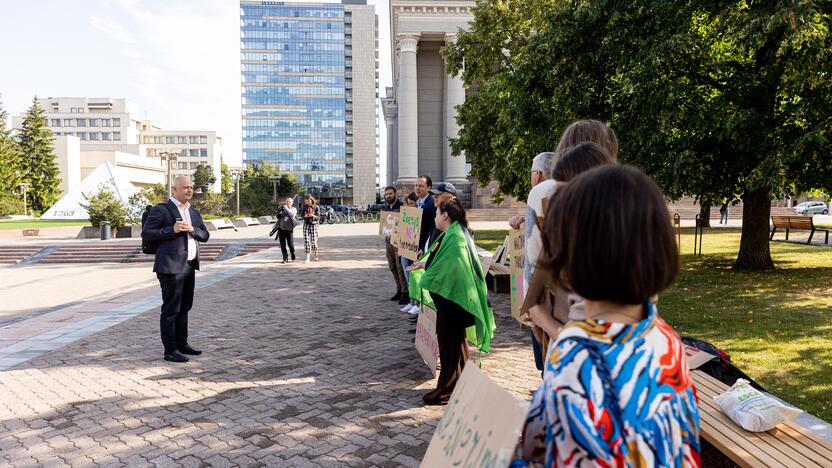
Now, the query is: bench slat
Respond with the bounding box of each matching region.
[693,370,832,466]
[698,410,781,467]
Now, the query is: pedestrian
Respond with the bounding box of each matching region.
[400,192,420,315]
[515,165,700,467]
[302,194,320,262]
[270,197,298,263]
[141,176,210,363]
[407,199,495,405]
[381,185,407,304]
[720,202,729,225]
[413,175,436,258]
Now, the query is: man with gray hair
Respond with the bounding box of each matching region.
[508,151,557,376]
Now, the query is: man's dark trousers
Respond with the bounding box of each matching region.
[157,260,197,354]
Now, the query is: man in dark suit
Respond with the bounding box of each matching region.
[414,175,436,257]
[141,176,210,363]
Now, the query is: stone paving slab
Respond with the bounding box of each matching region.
[0,232,540,466]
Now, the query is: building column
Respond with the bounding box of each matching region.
[444,33,468,184]
[396,33,420,184]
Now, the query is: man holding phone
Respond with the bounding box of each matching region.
[141,176,210,363]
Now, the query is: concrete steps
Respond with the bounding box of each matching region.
[0,246,44,264]
[36,243,228,264]
[467,208,526,221]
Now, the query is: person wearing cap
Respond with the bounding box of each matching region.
[430,181,457,204]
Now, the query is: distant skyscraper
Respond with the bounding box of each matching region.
[240,0,379,206]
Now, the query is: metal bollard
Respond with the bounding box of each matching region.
[100,221,111,240]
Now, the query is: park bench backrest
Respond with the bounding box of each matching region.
[789,217,813,230]
[771,216,791,228]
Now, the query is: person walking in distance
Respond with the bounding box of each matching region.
[141,176,210,363]
[302,195,320,262]
[381,186,407,304]
[719,202,729,225]
[271,197,298,263]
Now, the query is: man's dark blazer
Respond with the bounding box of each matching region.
[141,199,210,273]
[418,195,436,252]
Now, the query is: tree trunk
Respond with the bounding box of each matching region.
[698,199,712,228]
[733,188,775,270]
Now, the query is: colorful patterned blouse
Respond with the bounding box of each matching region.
[513,303,701,467]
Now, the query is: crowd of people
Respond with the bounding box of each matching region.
[383,119,702,466]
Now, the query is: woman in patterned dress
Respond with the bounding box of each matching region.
[301,195,320,262]
[514,165,701,468]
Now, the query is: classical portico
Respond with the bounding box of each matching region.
[384,1,475,197]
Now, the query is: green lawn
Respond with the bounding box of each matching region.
[0,219,89,230]
[474,229,510,252]
[476,227,832,421]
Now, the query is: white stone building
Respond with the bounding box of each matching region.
[142,129,224,193]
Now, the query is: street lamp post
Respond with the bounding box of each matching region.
[19,183,30,216]
[159,152,179,197]
[230,167,243,215]
[268,176,280,204]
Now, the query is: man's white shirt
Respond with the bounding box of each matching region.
[170,197,197,261]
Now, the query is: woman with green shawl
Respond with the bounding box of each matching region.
[406,199,495,405]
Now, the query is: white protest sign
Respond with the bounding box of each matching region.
[421,365,530,468]
[379,211,399,237]
[415,305,439,377]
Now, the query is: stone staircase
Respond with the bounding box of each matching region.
[0,246,44,264]
[466,208,526,222]
[21,241,273,264]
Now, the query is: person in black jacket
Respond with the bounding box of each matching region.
[302,194,320,262]
[141,176,210,363]
[414,175,436,257]
[270,197,298,263]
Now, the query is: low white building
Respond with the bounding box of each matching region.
[141,128,224,193]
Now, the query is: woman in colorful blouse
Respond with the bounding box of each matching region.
[515,165,701,467]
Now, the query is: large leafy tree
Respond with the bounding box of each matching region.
[16,96,61,215]
[192,164,217,193]
[220,158,233,194]
[0,95,23,198]
[240,163,298,217]
[445,0,832,270]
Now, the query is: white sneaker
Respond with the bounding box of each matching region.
[399,304,412,312]
[406,304,420,315]
[304,254,310,263]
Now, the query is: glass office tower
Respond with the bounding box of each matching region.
[241,1,348,197]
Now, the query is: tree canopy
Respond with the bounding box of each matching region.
[192,164,217,193]
[444,0,832,270]
[16,97,61,215]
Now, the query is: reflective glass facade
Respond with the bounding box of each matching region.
[241,1,346,191]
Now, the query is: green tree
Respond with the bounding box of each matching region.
[0,193,24,217]
[80,182,131,230]
[193,192,230,217]
[17,96,61,215]
[444,0,832,270]
[220,158,232,194]
[126,184,170,224]
[192,164,217,193]
[140,183,168,205]
[240,163,298,217]
[0,95,23,198]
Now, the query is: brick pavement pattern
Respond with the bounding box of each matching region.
[0,233,540,467]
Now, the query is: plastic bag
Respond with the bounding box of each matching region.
[714,379,802,432]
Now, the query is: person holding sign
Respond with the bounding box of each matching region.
[514,165,700,467]
[381,186,408,304]
[400,192,421,316]
[407,200,495,405]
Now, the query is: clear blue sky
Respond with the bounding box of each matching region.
[0,0,392,174]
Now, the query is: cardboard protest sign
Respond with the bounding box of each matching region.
[508,229,525,321]
[379,211,399,237]
[414,305,439,377]
[390,215,401,248]
[398,206,423,260]
[684,345,718,370]
[421,365,530,468]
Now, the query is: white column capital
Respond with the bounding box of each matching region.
[397,33,420,54]
[444,32,459,44]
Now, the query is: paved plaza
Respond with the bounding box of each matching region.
[0,226,539,467]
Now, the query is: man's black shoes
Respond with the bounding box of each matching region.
[390,292,402,301]
[164,351,189,363]
[179,344,202,355]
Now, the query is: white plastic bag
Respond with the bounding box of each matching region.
[714,379,802,432]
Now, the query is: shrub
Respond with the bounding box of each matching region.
[0,193,24,216]
[80,183,130,230]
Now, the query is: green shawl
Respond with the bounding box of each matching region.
[409,221,496,353]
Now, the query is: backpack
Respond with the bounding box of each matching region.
[141,202,181,255]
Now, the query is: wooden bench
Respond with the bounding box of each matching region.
[771,215,830,244]
[693,369,832,467]
[204,219,236,231]
[487,262,511,293]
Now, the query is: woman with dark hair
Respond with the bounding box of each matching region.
[302,195,320,262]
[514,165,700,467]
[407,199,495,405]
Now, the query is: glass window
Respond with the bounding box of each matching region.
[200,135,208,144]
[89,119,99,127]
[179,162,189,169]
[89,132,100,141]
[101,119,111,127]
[77,132,87,140]
[180,149,188,157]
[113,132,121,141]
[63,119,73,126]
[200,148,208,157]
[76,119,86,127]
[189,136,199,144]
[101,132,111,141]
[190,149,199,157]
[112,118,120,127]
[166,136,175,144]
[177,136,186,144]
[190,162,200,169]
[51,119,61,127]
